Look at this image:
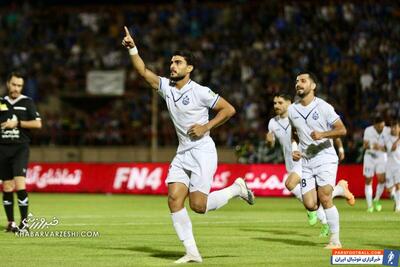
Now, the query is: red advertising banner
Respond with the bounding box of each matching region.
[22,163,367,197]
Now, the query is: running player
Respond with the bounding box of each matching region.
[122,27,254,263]
[288,72,347,249]
[384,119,400,212]
[267,92,354,237]
[363,115,390,212]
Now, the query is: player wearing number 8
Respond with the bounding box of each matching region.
[288,72,347,249]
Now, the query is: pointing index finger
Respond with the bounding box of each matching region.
[124,26,131,37]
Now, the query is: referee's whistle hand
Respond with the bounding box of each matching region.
[1,120,18,129]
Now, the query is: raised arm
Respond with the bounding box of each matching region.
[122,26,160,90]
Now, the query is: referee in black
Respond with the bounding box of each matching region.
[0,72,42,232]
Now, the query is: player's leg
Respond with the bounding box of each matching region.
[13,144,30,230]
[363,154,374,212]
[316,163,341,249]
[395,183,400,212]
[332,180,355,206]
[285,164,302,202]
[190,144,254,213]
[300,165,319,211]
[166,153,202,264]
[2,179,18,232]
[15,177,28,229]
[0,150,18,233]
[285,169,317,226]
[373,172,385,212]
[169,183,202,263]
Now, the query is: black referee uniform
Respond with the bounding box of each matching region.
[0,94,41,230]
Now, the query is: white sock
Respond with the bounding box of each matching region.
[396,191,400,210]
[374,183,385,201]
[290,184,303,202]
[391,187,396,199]
[365,184,373,208]
[171,208,200,256]
[316,204,327,224]
[324,206,340,243]
[206,184,239,212]
[332,184,345,198]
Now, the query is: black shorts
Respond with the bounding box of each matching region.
[0,143,29,181]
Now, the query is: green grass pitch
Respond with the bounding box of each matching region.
[0,194,398,267]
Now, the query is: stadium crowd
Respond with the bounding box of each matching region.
[0,1,399,163]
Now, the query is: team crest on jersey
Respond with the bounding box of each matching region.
[182,95,190,105]
[312,111,319,120]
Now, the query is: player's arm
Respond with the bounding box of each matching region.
[187,97,235,139]
[122,26,159,90]
[289,118,301,161]
[310,119,347,140]
[391,138,400,151]
[266,120,275,148]
[334,137,345,161]
[265,132,275,148]
[1,119,41,129]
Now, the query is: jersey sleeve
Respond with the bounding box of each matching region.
[198,86,220,109]
[157,77,169,100]
[363,128,371,142]
[26,99,41,121]
[267,119,274,133]
[321,102,340,125]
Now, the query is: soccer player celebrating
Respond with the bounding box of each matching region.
[384,119,400,212]
[288,72,347,249]
[122,27,254,263]
[0,72,42,232]
[266,92,354,237]
[363,115,390,212]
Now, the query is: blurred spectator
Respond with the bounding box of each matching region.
[0,0,398,164]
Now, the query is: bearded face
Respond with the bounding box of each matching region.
[169,55,193,82]
[295,74,315,98]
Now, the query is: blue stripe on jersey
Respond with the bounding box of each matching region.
[276,121,290,132]
[171,90,191,103]
[210,95,220,109]
[294,104,319,122]
[329,116,340,125]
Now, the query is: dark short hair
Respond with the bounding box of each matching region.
[389,117,400,126]
[297,71,319,89]
[7,71,24,82]
[273,92,292,102]
[373,114,385,124]
[172,50,195,67]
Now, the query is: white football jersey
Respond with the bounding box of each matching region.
[363,125,390,156]
[288,97,339,164]
[385,134,400,165]
[268,116,294,171]
[158,77,220,153]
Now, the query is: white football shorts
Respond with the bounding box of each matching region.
[165,140,217,195]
